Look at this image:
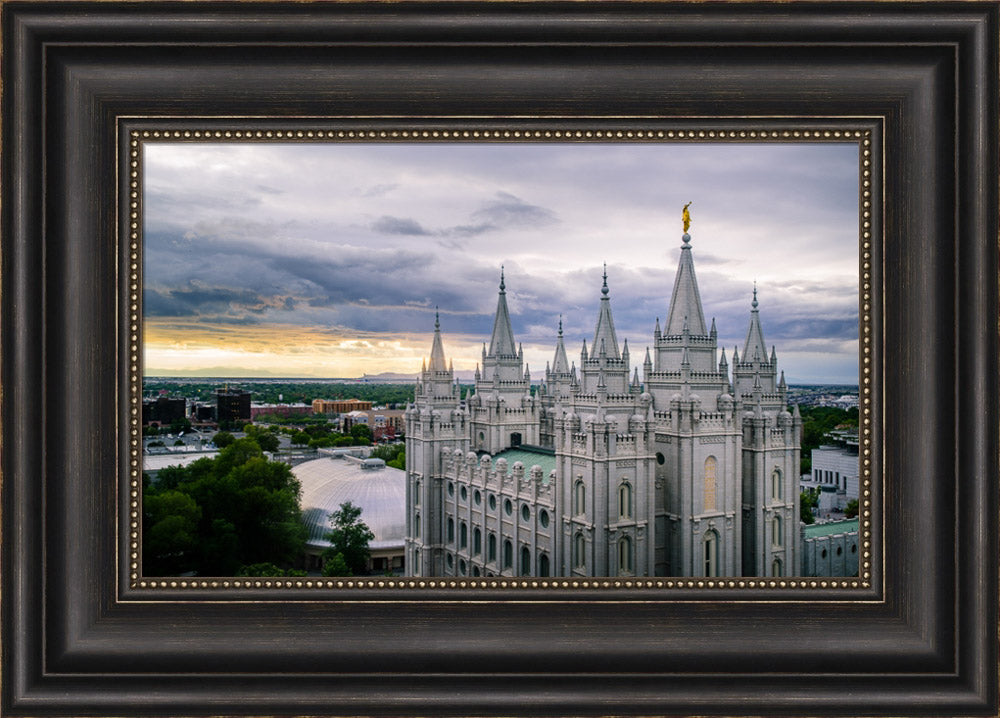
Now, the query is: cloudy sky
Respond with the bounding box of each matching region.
[143,141,859,384]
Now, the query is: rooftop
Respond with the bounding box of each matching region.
[803,518,859,539]
[492,446,557,482]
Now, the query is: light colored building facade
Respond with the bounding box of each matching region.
[312,398,373,414]
[808,434,859,512]
[405,226,801,578]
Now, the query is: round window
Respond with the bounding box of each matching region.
[837,546,843,556]
[489,494,497,511]
[521,504,530,521]
[821,549,827,558]
[539,510,550,528]
[656,452,665,465]
[504,499,513,515]
[460,486,468,501]
[474,490,482,505]
[448,482,455,497]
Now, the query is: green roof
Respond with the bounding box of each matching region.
[804,518,859,539]
[492,447,557,484]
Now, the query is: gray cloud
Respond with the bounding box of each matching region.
[371,215,432,236]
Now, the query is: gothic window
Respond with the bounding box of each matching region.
[618,535,633,575]
[703,530,719,577]
[771,468,782,501]
[503,540,513,569]
[447,517,455,543]
[520,546,531,575]
[574,480,586,515]
[489,493,497,511]
[573,532,586,569]
[772,516,783,547]
[446,553,453,570]
[488,533,497,562]
[414,512,420,535]
[473,527,482,555]
[538,553,550,577]
[704,456,717,512]
[474,489,481,506]
[414,480,420,506]
[619,481,633,519]
[460,521,468,549]
[772,558,782,577]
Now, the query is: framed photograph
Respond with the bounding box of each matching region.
[3,2,997,716]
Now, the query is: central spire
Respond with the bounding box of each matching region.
[552,314,570,373]
[428,306,448,371]
[488,265,517,357]
[592,264,620,359]
[742,284,768,363]
[664,229,708,336]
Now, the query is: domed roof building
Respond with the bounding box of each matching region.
[292,454,406,575]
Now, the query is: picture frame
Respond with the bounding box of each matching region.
[2,2,996,716]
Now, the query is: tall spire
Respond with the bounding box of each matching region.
[664,229,708,336]
[742,285,768,364]
[592,264,620,358]
[487,266,517,357]
[428,306,448,371]
[552,315,570,373]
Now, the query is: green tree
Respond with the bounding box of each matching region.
[844,498,859,519]
[169,416,192,434]
[237,562,307,577]
[290,430,311,447]
[245,424,281,452]
[322,501,374,576]
[143,490,202,575]
[350,423,373,442]
[212,430,235,448]
[800,489,819,525]
[321,552,352,577]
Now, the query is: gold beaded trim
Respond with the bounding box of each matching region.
[126,125,876,594]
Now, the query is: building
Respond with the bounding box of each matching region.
[405,224,801,578]
[800,519,859,576]
[216,388,251,424]
[250,403,314,420]
[293,454,406,574]
[341,409,406,441]
[142,396,187,426]
[806,431,859,513]
[312,398,373,415]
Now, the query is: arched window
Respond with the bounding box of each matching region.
[772,515,783,547]
[703,530,718,577]
[503,540,513,569]
[704,456,717,511]
[771,468,782,501]
[520,546,531,575]
[574,480,586,515]
[772,558,782,577]
[460,521,468,549]
[574,532,586,569]
[618,481,633,519]
[538,553,550,577]
[414,512,421,536]
[473,527,482,555]
[414,480,420,506]
[618,535,633,575]
[488,533,497,562]
[447,517,455,543]
[511,432,522,447]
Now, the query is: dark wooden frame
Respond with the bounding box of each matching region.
[3,2,997,716]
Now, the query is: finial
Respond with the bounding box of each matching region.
[435,306,440,330]
[682,201,692,233]
[558,314,563,337]
[601,263,609,296]
[752,280,758,309]
[500,265,505,292]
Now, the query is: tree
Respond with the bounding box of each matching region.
[322,501,374,576]
[350,423,373,442]
[212,430,235,448]
[844,498,859,519]
[290,430,311,447]
[237,562,307,577]
[800,489,819,525]
[169,416,192,434]
[321,552,352,577]
[244,424,281,452]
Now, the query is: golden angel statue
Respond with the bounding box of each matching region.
[682,202,692,233]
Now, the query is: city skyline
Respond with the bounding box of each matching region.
[143,141,860,384]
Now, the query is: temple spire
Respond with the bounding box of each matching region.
[592,265,620,358]
[665,228,708,336]
[428,306,448,372]
[742,285,769,364]
[487,266,517,357]
[552,315,570,373]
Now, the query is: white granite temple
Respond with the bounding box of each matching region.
[404,218,802,578]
